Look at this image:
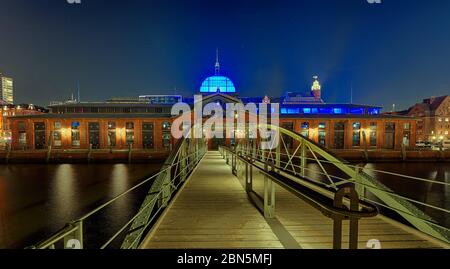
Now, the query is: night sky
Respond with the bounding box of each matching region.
[0,0,449,110]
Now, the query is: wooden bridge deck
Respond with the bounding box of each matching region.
[140,151,447,249]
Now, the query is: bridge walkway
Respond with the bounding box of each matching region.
[141,151,446,249]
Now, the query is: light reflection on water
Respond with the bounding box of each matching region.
[0,161,448,248]
[0,163,162,249]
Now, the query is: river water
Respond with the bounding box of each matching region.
[0,163,162,249]
[0,161,448,248]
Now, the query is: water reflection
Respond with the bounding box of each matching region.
[360,162,450,229]
[51,164,77,221]
[0,163,162,249]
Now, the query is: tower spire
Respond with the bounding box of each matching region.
[215,48,220,75]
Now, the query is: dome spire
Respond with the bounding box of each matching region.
[215,48,220,75]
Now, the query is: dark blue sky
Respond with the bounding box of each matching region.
[0,0,449,110]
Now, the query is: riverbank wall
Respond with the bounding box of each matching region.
[334,149,450,162]
[0,149,170,164]
[0,149,449,163]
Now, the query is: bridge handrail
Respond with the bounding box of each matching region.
[277,159,450,214]
[264,151,450,187]
[222,146,378,219]
[233,124,450,243]
[238,151,450,232]
[28,126,207,249]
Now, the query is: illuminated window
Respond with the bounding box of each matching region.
[333,108,343,114]
[34,122,46,150]
[301,122,309,138]
[88,122,101,149]
[142,122,154,149]
[18,121,26,147]
[352,122,361,147]
[126,122,134,146]
[334,122,345,149]
[71,122,80,147]
[162,122,171,150]
[318,122,326,147]
[53,122,62,147]
[107,122,116,147]
[282,122,294,149]
[200,76,236,93]
[384,122,396,149]
[370,123,377,147]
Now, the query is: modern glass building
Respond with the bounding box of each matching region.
[0,75,14,104]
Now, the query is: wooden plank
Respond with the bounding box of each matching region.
[141,151,283,249]
[141,151,445,249]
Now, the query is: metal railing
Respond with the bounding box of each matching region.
[229,124,450,244]
[28,128,207,249]
[220,146,378,249]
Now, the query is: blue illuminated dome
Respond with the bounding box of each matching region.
[200,76,236,93]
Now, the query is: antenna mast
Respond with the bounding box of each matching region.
[215,48,220,75]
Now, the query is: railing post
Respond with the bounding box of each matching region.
[264,161,276,218]
[332,217,343,250]
[276,131,281,172]
[245,157,253,192]
[180,144,187,182]
[252,139,257,160]
[64,221,83,249]
[333,187,360,249]
[264,178,276,218]
[300,140,306,177]
[232,151,237,175]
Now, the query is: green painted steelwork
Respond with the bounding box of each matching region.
[235,124,450,244]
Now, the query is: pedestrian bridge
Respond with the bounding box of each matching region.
[30,125,450,249]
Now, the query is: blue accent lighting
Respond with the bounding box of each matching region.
[200,76,236,93]
[350,108,364,115]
